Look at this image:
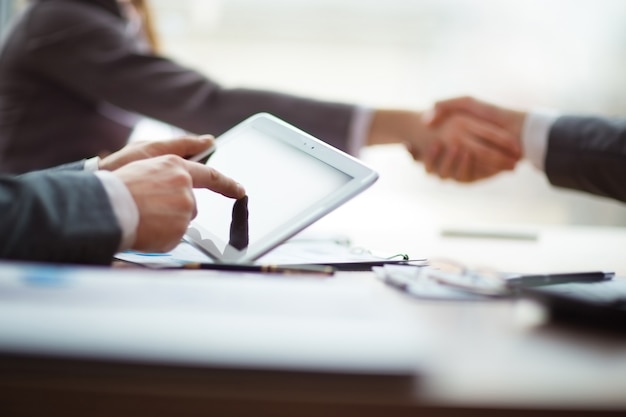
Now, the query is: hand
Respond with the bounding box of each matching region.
[419,112,521,182]
[99,135,215,171]
[421,96,527,181]
[113,155,246,253]
[367,109,521,182]
[425,96,526,138]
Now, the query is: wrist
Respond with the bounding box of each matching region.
[367,109,424,146]
[95,171,139,251]
[509,110,527,147]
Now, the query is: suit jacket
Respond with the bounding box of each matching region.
[545,116,626,203]
[0,0,355,174]
[0,160,121,264]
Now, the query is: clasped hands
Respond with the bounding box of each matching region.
[401,96,527,183]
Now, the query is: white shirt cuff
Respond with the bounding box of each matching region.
[521,109,560,171]
[347,106,374,156]
[84,156,101,172]
[94,170,139,251]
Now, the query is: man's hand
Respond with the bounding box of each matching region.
[99,135,215,171]
[112,155,245,253]
[420,96,528,182]
[368,109,521,183]
[419,113,520,182]
[425,96,526,138]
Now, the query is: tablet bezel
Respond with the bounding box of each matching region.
[183,113,378,264]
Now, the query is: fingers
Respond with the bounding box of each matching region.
[431,147,474,183]
[182,159,246,199]
[146,135,215,159]
[455,148,473,183]
[424,96,476,127]
[460,135,518,172]
[436,145,460,180]
[425,143,476,182]
[463,117,521,158]
[426,145,506,183]
[420,109,523,183]
[452,140,517,176]
[172,134,215,159]
[115,154,244,253]
[426,96,502,127]
[99,135,216,171]
[423,141,442,174]
[404,140,421,161]
[426,96,528,144]
[424,130,518,183]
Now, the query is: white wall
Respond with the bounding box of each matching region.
[141,0,626,227]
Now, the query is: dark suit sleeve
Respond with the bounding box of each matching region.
[545,116,626,202]
[0,170,122,265]
[23,2,355,151]
[49,160,87,172]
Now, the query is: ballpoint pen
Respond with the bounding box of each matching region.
[505,271,614,288]
[285,259,427,272]
[178,262,335,276]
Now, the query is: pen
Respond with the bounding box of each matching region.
[506,271,614,288]
[284,259,427,272]
[179,262,335,276]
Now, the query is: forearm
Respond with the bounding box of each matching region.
[26,7,356,152]
[367,109,426,146]
[0,171,122,264]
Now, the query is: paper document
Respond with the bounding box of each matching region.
[115,233,411,268]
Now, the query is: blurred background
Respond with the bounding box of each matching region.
[2,0,626,231]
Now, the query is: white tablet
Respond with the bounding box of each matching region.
[184,113,378,264]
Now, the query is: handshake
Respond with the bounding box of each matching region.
[398,96,528,183]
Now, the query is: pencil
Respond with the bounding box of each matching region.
[179,262,335,276]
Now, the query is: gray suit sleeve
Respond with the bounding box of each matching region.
[48,160,87,172]
[545,116,626,202]
[0,170,122,264]
[24,3,355,151]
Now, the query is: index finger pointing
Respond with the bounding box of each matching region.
[183,159,246,199]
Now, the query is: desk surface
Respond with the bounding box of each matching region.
[2,262,626,416]
[2,146,626,416]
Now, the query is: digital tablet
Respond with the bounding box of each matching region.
[183,113,379,264]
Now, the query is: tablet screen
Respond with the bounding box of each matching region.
[185,114,374,263]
